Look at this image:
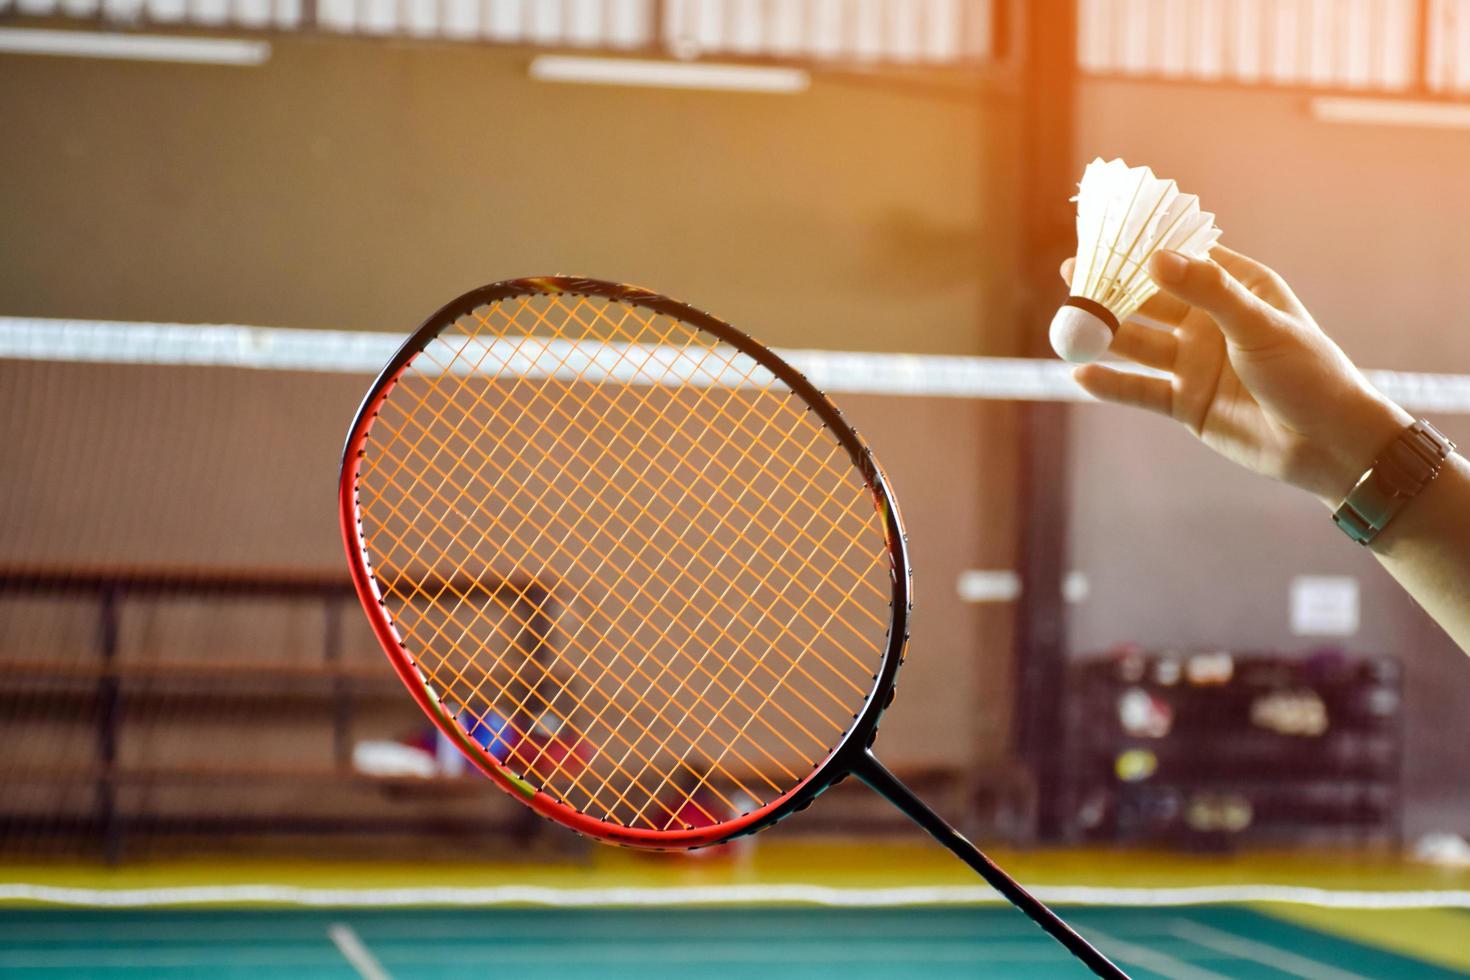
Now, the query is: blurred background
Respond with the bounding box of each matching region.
[2,1,1469,977]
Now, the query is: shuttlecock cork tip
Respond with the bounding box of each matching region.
[1050,302,1114,364]
[1054,156,1221,365]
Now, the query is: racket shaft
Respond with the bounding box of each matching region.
[854,751,1129,979]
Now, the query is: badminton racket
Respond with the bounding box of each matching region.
[339,277,1127,979]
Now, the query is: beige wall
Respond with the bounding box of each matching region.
[0,33,1018,356]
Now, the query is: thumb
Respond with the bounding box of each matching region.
[1148,250,1286,351]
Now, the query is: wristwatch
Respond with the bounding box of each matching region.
[1332,419,1457,546]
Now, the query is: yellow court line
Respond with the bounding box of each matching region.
[1258,904,1470,973]
[2,843,1469,896]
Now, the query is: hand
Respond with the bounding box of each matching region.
[1062,246,1413,506]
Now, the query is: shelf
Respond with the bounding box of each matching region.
[0,564,357,598]
[0,564,531,599]
[0,762,494,794]
[0,656,397,684]
[0,566,556,861]
[1,759,963,796]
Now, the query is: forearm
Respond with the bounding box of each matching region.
[1367,450,1470,655]
[1309,393,1470,656]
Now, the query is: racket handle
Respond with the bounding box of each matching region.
[854,750,1130,980]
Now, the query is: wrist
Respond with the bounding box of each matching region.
[1330,419,1458,546]
[1313,394,1415,509]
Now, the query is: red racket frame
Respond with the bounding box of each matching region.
[338,276,911,850]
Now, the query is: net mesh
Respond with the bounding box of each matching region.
[353,289,895,832]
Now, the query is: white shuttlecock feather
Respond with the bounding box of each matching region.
[1051,158,1221,364]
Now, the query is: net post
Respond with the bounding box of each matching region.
[1011,0,1080,844]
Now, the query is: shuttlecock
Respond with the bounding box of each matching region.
[1051,158,1221,364]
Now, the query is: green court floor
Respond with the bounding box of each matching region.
[0,906,1464,979]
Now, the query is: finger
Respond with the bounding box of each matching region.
[1147,250,1287,351]
[1132,290,1192,326]
[1209,245,1302,312]
[1111,322,1177,372]
[1063,254,1190,324]
[1073,364,1172,417]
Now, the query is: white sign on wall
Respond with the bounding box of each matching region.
[1289,575,1360,637]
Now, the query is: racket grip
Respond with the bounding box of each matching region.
[854,750,1130,980]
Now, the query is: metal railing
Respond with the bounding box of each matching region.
[0,0,1002,65]
[1079,0,1470,97]
[8,0,1470,97]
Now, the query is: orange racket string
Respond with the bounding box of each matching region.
[361,494,756,825]
[441,340,884,688]
[363,436,813,771]
[459,550,806,804]
[366,443,834,828]
[370,308,876,799]
[357,290,892,831]
[536,295,888,627]
[373,417,846,816]
[421,580,709,818]
[364,371,852,775]
[441,295,885,670]
[559,298,891,624]
[552,318,882,643]
[362,437,805,812]
[367,420,829,788]
[594,489,881,806]
[482,327,883,699]
[366,558,711,827]
[488,297,888,647]
[558,350,889,648]
[540,375,888,654]
[623,554,878,828]
[362,317,764,825]
[378,391,865,737]
[360,430,745,825]
[399,322,877,717]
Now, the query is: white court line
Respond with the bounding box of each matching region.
[328,922,393,980]
[1084,927,1234,980]
[349,941,1063,964]
[0,918,1057,941]
[1167,919,1372,980]
[1,882,1468,909]
[0,947,344,969]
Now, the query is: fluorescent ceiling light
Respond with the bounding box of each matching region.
[1312,97,1470,130]
[0,28,270,66]
[529,55,808,94]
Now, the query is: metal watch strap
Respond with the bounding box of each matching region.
[1332,419,1456,546]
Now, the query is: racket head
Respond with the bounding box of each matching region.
[339,277,911,848]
